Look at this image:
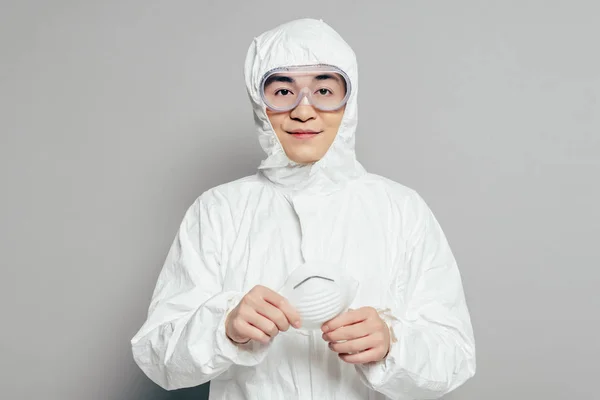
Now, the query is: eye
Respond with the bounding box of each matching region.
[275,89,294,96]
[315,88,332,96]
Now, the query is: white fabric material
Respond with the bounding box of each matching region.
[131,18,476,400]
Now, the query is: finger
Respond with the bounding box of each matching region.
[322,320,370,342]
[339,348,383,364]
[246,311,279,339]
[322,309,368,333]
[255,301,290,332]
[231,319,270,344]
[260,288,302,328]
[328,335,373,354]
[244,325,272,344]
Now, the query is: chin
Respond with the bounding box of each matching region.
[288,152,321,164]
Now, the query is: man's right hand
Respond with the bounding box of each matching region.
[225,285,302,345]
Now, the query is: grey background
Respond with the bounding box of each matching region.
[1,1,598,399]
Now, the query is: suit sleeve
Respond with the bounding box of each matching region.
[356,192,476,399]
[131,196,269,390]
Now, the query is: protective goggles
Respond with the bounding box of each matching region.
[260,64,351,112]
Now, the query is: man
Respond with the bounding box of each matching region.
[131,18,476,399]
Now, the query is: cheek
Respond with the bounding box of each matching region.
[266,114,285,134]
[267,113,286,129]
[324,113,344,132]
[266,112,277,127]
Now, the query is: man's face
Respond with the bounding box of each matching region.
[264,72,346,164]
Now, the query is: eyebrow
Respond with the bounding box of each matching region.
[314,74,341,83]
[266,76,294,84]
[264,73,343,86]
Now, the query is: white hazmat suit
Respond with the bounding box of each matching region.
[131,18,476,399]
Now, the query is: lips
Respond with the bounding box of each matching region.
[288,130,321,135]
[286,130,322,139]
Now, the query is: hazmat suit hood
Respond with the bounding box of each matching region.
[244,18,366,194]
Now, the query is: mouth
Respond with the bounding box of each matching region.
[286,130,323,139]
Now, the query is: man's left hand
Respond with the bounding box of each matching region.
[321,306,391,364]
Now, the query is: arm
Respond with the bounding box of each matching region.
[356,191,476,399]
[130,196,269,390]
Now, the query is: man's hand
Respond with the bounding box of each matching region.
[321,306,391,364]
[225,285,301,345]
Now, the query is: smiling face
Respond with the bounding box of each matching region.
[263,70,347,164]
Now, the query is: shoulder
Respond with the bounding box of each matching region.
[176,174,263,224]
[358,173,438,233]
[194,174,263,209]
[170,174,263,236]
[359,172,424,208]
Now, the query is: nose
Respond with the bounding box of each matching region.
[290,95,317,121]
